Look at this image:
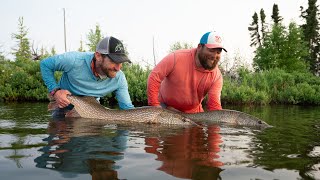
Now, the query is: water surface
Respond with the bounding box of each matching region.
[0,102,319,180]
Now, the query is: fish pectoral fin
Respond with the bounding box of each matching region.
[146,120,158,124]
[184,118,200,126]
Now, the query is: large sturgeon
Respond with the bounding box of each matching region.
[64,95,271,128]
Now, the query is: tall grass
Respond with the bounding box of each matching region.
[222,68,320,105]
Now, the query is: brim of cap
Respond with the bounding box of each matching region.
[205,44,227,52]
[107,54,132,63]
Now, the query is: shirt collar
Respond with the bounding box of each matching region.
[91,58,99,77]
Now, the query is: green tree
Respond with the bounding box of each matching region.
[271,4,283,24]
[11,17,32,63]
[253,24,284,71]
[87,24,103,51]
[300,0,320,75]
[279,22,309,72]
[168,41,193,53]
[248,12,261,47]
[260,9,267,40]
[254,22,309,73]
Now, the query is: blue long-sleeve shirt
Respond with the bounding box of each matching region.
[40,51,134,110]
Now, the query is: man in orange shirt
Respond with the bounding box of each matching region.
[147,31,227,113]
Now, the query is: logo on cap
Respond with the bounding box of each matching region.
[115,44,123,53]
[214,36,222,43]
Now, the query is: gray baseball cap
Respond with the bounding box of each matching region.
[96,36,131,63]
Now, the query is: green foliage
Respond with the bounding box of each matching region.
[280,23,309,71]
[222,68,320,105]
[250,2,319,75]
[254,23,309,73]
[254,24,285,70]
[260,9,267,40]
[84,24,129,56]
[300,0,320,75]
[248,12,262,47]
[86,24,103,51]
[11,17,32,63]
[0,53,6,62]
[222,69,271,105]
[169,41,193,53]
[271,3,283,24]
[0,60,47,101]
[121,63,151,106]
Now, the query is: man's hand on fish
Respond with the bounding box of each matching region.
[54,89,72,108]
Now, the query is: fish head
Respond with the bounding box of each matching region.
[241,118,273,129]
[257,120,273,129]
[236,111,273,129]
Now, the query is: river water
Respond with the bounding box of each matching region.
[0,102,319,180]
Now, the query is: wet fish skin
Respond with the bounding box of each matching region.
[66,95,194,125]
[182,109,272,129]
[66,95,271,129]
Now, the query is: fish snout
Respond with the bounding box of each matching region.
[258,120,273,128]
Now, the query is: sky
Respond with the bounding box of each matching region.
[0,0,313,67]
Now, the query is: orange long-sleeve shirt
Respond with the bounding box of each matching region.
[147,48,223,113]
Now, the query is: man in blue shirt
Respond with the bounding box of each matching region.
[40,36,134,117]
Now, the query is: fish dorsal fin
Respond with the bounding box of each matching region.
[66,96,106,118]
[75,96,105,110]
[79,96,101,104]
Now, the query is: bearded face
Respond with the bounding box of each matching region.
[197,46,222,70]
[99,58,119,78]
[95,55,122,79]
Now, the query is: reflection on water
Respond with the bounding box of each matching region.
[34,118,225,180]
[0,102,320,180]
[144,125,223,179]
[35,119,127,179]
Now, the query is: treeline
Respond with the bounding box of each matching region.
[2,57,319,106]
[0,1,319,106]
[248,2,320,75]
